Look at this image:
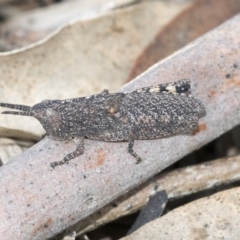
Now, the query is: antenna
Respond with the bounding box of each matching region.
[0,103,31,112]
[0,103,33,116]
[1,111,33,116]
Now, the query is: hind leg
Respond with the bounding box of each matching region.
[128,139,142,164]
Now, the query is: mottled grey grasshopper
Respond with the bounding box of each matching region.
[0,79,205,168]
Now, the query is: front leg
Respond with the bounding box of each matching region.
[51,137,84,168]
[128,139,142,164]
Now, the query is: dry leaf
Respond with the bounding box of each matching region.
[0,137,33,164]
[128,0,240,81]
[0,0,138,50]
[120,187,240,240]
